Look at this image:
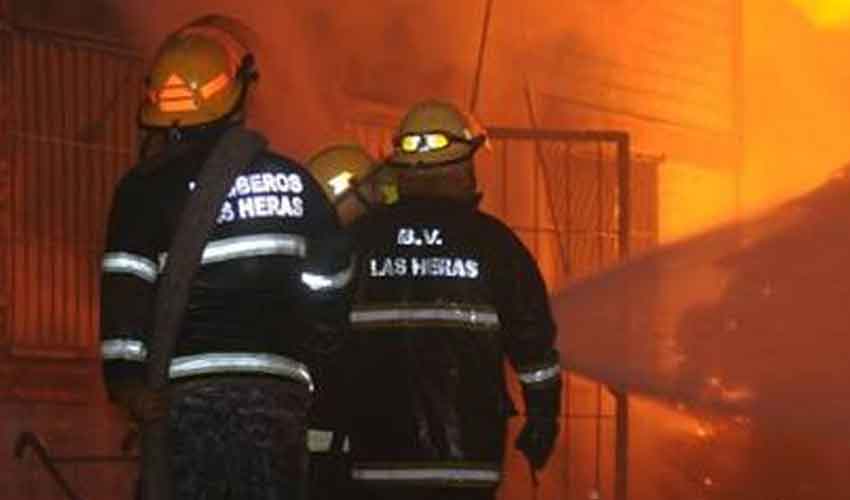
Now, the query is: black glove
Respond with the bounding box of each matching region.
[516,416,559,470]
[515,378,561,470]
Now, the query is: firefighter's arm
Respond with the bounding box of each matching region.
[298,229,354,354]
[499,234,562,470]
[296,175,355,361]
[99,173,167,423]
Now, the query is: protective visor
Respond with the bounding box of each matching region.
[393,130,483,154]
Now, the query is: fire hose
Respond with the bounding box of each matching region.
[140,126,267,500]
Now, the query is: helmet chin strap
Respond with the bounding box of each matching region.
[165,118,240,145]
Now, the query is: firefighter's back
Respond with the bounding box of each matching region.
[347,198,522,482]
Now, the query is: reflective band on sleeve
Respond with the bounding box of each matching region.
[301,261,354,291]
[101,338,148,362]
[518,363,562,385]
[102,252,159,283]
[350,306,500,330]
[200,233,307,264]
[351,465,501,485]
[169,352,314,391]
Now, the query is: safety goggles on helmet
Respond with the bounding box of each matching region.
[393,130,482,154]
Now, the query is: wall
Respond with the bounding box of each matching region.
[0,4,140,498]
[0,5,11,356]
[473,0,743,243]
[11,0,124,41]
[0,24,141,398]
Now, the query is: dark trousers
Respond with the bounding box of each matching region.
[168,376,311,500]
[307,451,349,500]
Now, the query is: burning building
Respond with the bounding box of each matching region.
[1,0,850,499]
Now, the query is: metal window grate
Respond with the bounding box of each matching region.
[5,27,142,358]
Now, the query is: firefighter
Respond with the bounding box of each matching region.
[305,143,392,227]
[342,100,562,500]
[99,21,350,500]
[303,143,392,500]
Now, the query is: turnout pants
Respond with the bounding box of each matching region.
[168,376,311,500]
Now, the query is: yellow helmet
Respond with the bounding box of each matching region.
[388,100,485,168]
[306,144,394,225]
[140,24,256,129]
[306,144,379,203]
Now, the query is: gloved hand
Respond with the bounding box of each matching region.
[516,416,559,470]
[110,382,169,424]
[516,376,562,471]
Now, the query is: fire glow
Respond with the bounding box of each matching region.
[790,0,850,27]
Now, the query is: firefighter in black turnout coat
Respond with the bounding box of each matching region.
[344,100,562,500]
[99,21,350,500]
[303,143,391,500]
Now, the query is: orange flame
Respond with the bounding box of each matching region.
[790,0,850,28]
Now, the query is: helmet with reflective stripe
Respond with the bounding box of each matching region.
[306,144,378,203]
[389,100,485,202]
[140,21,256,129]
[306,143,394,225]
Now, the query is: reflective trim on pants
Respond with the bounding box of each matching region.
[351,463,501,487]
[307,429,350,453]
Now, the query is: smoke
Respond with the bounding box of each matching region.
[111,0,331,158]
[555,167,850,497]
[111,0,485,159]
[13,0,124,39]
[742,0,850,215]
